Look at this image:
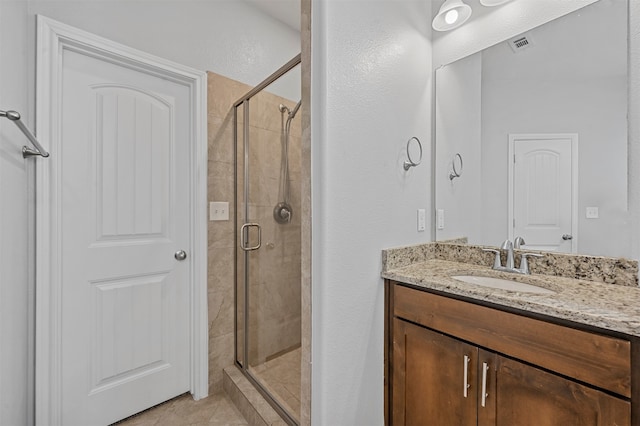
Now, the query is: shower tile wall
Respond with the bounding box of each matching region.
[207,72,243,394]
[207,71,301,394]
[245,89,302,366]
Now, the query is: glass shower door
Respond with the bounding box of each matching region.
[234,57,302,426]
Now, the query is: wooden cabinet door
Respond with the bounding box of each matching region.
[494,356,631,426]
[392,319,477,426]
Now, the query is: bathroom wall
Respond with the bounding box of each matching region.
[630,0,640,260]
[435,53,482,242]
[310,0,433,424]
[0,1,34,424]
[207,71,302,393]
[27,0,300,90]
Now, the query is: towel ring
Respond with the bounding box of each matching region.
[403,137,423,171]
[449,153,463,180]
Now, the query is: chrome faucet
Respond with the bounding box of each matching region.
[501,239,515,269]
[482,239,543,275]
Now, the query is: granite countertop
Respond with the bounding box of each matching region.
[382,258,640,337]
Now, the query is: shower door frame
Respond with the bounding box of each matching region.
[233,54,302,426]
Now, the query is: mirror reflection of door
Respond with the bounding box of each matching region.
[508,134,578,253]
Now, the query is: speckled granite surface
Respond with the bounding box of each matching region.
[381,243,640,336]
[382,243,436,270]
[383,242,638,287]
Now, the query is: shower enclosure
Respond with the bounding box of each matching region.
[234,55,302,425]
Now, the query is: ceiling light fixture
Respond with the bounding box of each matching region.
[480,0,512,6]
[432,0,472,32]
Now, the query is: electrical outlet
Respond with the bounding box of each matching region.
[417,209,426,232]
[586,206,599,219]
[437,209,445,230]
[210,201,229,221]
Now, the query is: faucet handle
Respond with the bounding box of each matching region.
[519,253,543,274]
[482,248,502,269]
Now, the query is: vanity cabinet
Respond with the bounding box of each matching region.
[385,281,635,426]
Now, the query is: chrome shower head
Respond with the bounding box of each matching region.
[289,100,302,119]
[279,101,301,120]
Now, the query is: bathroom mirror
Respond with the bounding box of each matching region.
[434,0,633,259]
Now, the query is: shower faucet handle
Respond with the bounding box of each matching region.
[273,202,292,224]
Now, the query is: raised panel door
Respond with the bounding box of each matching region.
[494,356,630,426]
[512,135,575,253]
[58,44,191,425]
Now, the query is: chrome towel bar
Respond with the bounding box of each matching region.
[0,110,49,158]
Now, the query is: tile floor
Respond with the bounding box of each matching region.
[113,348,300,426]
[114,393,247,426]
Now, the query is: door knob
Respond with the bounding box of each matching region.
[562,234,573,241]
[175,250,187,261]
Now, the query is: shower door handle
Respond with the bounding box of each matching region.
[240,223,262,251]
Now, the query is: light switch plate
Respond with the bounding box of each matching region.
[210,201,229,221]
[586,206,599,219]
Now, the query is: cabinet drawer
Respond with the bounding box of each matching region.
[393,283,631,397]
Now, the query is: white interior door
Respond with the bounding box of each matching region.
[36,17,208,425]
[509,134,578,253]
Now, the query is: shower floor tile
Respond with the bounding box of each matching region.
[251,347,301,421]
[113,392,248,426]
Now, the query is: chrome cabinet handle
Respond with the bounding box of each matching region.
[174,250,187,261]
[240,223,262,251]
[562,234,573,240]
[481,362,489,408]
[463,355,471,398]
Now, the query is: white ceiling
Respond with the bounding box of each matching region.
[243,0,301,32]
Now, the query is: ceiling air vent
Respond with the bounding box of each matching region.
[508,33,535,53]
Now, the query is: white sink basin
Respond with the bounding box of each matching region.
[451,275,555,294]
